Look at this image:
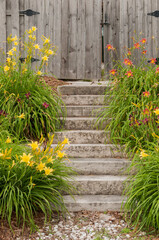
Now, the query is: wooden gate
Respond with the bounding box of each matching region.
[0,0,102,80]
[103,0,159,72]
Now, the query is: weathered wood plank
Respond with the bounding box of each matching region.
[52,0,61,78]
[93,0,102,79]
[68,0,77,79]
[85,0,94,79]
[77,0,85,79]
[0,0,7,61]
[61,0,69,79]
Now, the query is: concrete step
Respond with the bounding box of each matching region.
[62,117,109,130]
[63,195,125,212]
[51,144,125,158]
[62,105,106,117]
[69,175,127,195]
[58,84,110,95]
[68,158,130,175]
[54,130,110,144]
[62,95,105,106]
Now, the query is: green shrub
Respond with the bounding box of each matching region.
[123,143,159,231]
[0,134,75,231]
[0,27,65,139]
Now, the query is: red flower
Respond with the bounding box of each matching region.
[143,91,150,97]
[42,102,49,109]
[150,58,156,64]
[106,44,115,51]
[140,38,147,44]
[156,67,159,73]
[123,58,133,66]
[143,108,150,115]
[125,70,133,78]
[142,50,147,54]
[134,42,140,49]
[25,92,31,99]
[110,69,117,75]
[127,51,131,56]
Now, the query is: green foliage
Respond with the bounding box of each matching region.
[123,144,159,232]
[0,135,75,231]
[0,27,65,139]
[98,40,159,151]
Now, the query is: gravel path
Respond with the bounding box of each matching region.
[11,211,158,240]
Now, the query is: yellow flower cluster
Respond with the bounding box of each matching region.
[15,135,69,176]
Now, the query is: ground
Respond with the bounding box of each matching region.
[42,76,69,92]
[0,211,158,240]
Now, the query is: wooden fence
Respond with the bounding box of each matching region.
[0,0,102,80]
[0,0,159,79]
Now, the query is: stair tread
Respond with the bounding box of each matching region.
[64,195,124,203]
[72,175,127,181]
[69,158,129,162]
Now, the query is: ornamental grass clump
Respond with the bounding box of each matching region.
[98,38,159,151]
[0,27,65,139]
[0,134,74,231]
[123,141,159,232]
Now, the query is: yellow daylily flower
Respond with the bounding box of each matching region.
[57,150,66,159]
[44,38,50,44]
[44,167,53,175]
[21,153,33,164]
[29,35,33,39]
[36,162,45,172]
[7,50,13,56]
[42,55,48,61]
[12,62,16,66]
[34,44,40,49]
[17,113,25,119]
[32,26,37,32]
[12,47,17,52]
[47,156,54,163]
[12,35,18,41]
[28,141,39,151]
[5,137,12,144]
[139,150,149,159]
[62,137,70,145]
[4,66,10,72]
[154,109,159,115]
[7,58,11,63]
[36,71,42,76]
[48,50,54,55]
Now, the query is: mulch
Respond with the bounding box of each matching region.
[41,76,69,92]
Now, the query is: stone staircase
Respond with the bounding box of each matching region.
[54,81,129,212]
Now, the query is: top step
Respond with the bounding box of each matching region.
[58,82,110,95]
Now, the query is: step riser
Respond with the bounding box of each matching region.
[54,131,110,144]
[56,145,125,158]
[68,161,129,175]
[62,95,105,106]
[63,118,109,130]
[58,85,109,95]
[64,201,123,212]
[63,195,125,212]
[61,106,105,117]
[70,179,125,195]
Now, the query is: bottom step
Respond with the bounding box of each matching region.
[64,195,125,212]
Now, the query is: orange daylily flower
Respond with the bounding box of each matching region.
[140,38,147,44]
[106,44,115,51]
[110,69,117,75]
[125,70,133,78]
[143,91,150,97]
[134,42,140,49]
